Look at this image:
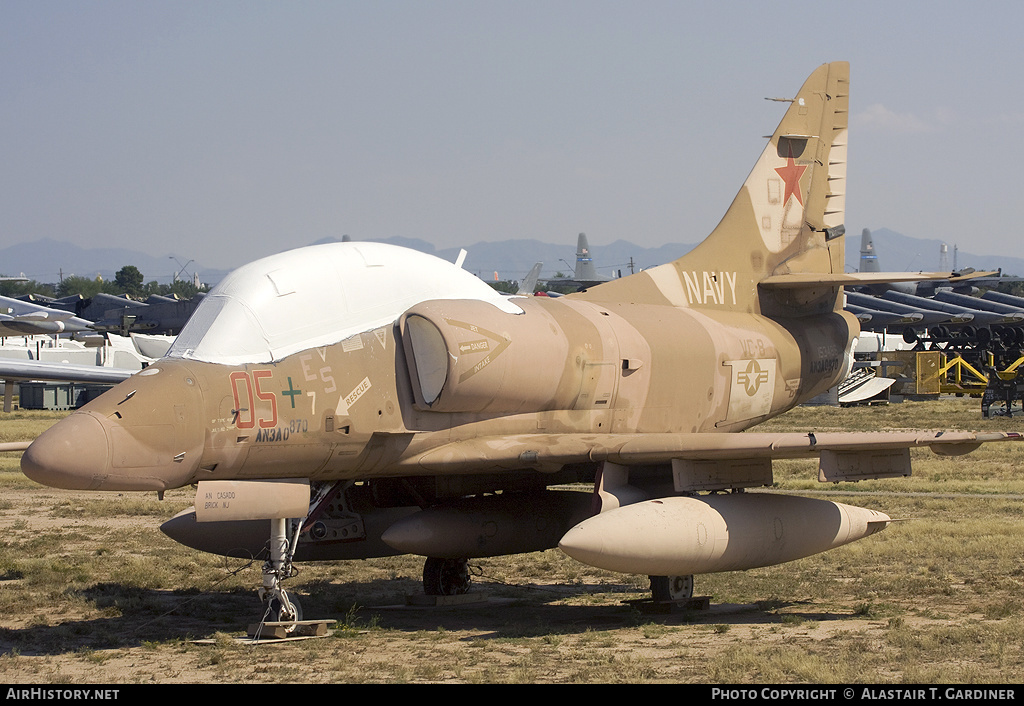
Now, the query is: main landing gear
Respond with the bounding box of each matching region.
[423,557,472,596]
[649,574,695,603]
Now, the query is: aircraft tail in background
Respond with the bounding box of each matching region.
[573,233,606,283]
[859,229,879,274]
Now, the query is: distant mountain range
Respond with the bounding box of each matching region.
[317,236,702,283]
[2,229,1022,289]
[0,238,218,287]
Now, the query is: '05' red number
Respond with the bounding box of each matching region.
[230,370,279,429]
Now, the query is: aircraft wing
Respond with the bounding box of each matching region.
[0,310,74,323]
[967,276,1024,287]
[400,429,1021,483]
[761,270,1000,288]
[0,359,137,384]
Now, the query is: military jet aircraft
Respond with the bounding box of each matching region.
[0,295,95,338]
[51,292,205,336]
[20,62,1021,623]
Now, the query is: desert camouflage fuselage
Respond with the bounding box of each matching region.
[22,63,1019,587]
[23,63,856,493]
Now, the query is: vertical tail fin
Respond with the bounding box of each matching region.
[578,62,850,314]
[517,262,543,295]
[859,229,879,273]
[574,233,601,282]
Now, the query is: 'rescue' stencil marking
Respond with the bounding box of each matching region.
[336,377,372,415]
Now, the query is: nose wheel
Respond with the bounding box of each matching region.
[264,594,303,624]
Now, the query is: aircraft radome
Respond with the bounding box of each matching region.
[19,62,1022,626]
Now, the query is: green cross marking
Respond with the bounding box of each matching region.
[282,377,302,408]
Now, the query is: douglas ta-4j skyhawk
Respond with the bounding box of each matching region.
[19,62,1021,624]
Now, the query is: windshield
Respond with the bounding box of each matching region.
[167,242,521,365]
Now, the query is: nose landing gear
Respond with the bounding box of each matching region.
[255,516,304,634]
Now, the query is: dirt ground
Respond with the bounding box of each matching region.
[2,482,1022,684]
[3,397,1024,684]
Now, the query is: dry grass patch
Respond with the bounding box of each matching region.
[1,398,1022,682]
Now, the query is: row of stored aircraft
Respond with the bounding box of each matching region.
[7,291,204,337]
[846,230,1024,347]
[0,293,191,391]
[7,63,1024,625]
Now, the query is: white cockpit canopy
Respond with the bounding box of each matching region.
[166,242,522,365]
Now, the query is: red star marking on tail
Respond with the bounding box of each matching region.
[775,157,807,206]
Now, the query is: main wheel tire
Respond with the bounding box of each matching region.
[423,557,471,596]
[649,574,694,602]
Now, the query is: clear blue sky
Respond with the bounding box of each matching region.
[3,1,1022,272]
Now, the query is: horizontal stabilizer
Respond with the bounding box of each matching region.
[760,270,1000,289]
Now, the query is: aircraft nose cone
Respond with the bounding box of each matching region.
[22,412,111,490]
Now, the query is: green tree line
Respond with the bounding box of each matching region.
[0,265,207,300]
